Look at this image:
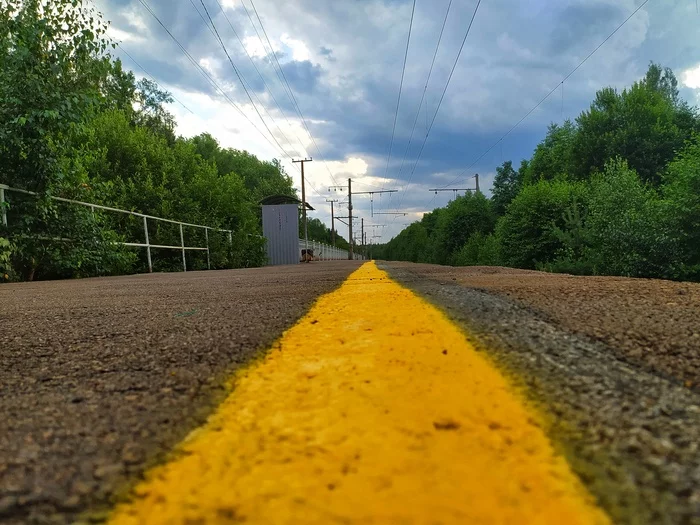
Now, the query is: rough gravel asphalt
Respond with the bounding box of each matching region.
[381,262,700,525]
[0,262,360,524]
[2,261,700,524]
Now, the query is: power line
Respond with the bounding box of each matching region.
[134,0,334,228]
[392,0,482,215]
[382,0,417,182]
[135,0,283,156]
[210,0,309,155]
[198,0,295,161]
[188,0,307,158]
[244,0,340,187]
[439,0,652,190]
[378,0,453,217]
[115,42,194,114]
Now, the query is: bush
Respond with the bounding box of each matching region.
[584,158,678,278]
[435,192,496,265]
[0,236,13,281]
[454,232,501,266]
[496,179,587,269]
[664,137,700,279]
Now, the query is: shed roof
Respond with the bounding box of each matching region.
[259,195,314,210]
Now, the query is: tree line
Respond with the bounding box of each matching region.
[0,0,350,281]
[375,63,700,282]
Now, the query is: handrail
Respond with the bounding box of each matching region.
[0,183,233,272]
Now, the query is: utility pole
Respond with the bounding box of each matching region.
[429,175,480,199]
[293,157,313,255]
[348,178,353,260]
[326,199,338,246]
[352,189,399,217]
[361,217,364,256]
[328,179,401,260]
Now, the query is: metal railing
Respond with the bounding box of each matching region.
[0,183,232,273]
[298,239,365,261]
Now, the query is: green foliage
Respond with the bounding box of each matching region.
[524,121,577,184]
[190,133,295,203]
[0,2,297,280]
[497,179,586,269]
[0,0,112,191]
[381,193,495,265]
[582,159,677,278]
[303,217,350,251]
[571,65,699,184]
[491,160,524,215]
[454,232,501,267]
[0,236,13,281]
[663,137,700,280]
[547,159,677,278]
[435,192,496,264]
[382,222,433,263]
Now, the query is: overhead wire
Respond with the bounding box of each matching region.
[382,0,417,182]
[115,42,194,114]
[392,0,482,215]
[244,0,340,187]
[136,0,317,217]
[133,0,334,227]
[377,0,453,218]
[438,0,652,190]
[209,0,309,155]
[188,0,307,159]
[135,0,285,156]
[198,0,295,161]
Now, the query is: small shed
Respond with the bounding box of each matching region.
[260,195,313,266]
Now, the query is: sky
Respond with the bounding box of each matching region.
[95,0,700,243]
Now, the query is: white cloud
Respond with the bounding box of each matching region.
[106,26,143,44]
[280,34,311,62]
[682,64,700,89]
[242,36,269,59]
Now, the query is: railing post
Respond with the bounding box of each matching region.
[0,187,6,227]
[205,227,210,270]
[180,223,187,272]
[143,216,153,273]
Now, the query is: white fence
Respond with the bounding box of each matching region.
[0,183,232,273]
[0,183,365,273]
[298,239,364,261]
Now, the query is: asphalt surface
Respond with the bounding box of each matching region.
[3,261,700,524]
[0,262,361,524]
[381,262,700,525]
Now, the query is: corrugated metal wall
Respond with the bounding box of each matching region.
[262,204,300,266]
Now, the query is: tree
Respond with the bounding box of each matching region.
[0,0,135,280]
[491,160,523,216]
[496,179,586,269]
[664,137,700,280]
[434,192,496,264]
[0,0,112,191]
[189,134,295,203]
[581,158,677,278]
[523,120,577,184]
[133,78,176,142]
[571,63,700,184]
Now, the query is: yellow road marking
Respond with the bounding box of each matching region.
[108,262,610,524]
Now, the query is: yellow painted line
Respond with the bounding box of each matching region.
[108,262,610,525]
